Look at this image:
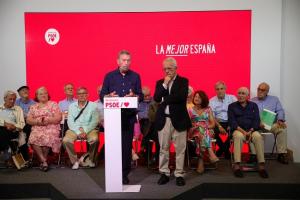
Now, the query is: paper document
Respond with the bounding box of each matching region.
[260,109,276,130]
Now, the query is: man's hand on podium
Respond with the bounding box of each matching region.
[105,91,119,97]
[125,89,137,97]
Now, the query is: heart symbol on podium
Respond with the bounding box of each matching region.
[124,102,129,107]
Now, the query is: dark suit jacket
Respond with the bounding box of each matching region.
[153,75,191,132]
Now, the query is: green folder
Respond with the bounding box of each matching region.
[260,109,277,130]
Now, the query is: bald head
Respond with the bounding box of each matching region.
[237,87,249,104]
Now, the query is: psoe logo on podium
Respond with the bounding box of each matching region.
[45,28,60,45]
[104,97,138,109]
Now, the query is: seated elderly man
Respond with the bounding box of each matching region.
[59,83,77,134]
[63,87,99,170]
[16,86,36,161]
[228,87,268,178]
[210,81,237,159]
[0,91,25,166]
[252,82,289,164]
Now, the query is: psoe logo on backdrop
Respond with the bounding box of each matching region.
[45,28,60,45]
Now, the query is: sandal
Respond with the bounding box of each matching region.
[40,162,48,172]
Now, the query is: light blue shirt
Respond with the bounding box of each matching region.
[67,101,99,135]
[15,98,36,117]
[251,95,285,121]
[58,98,77,112]
[209,94,237,122]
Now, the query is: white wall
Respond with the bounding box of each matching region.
[281,0,300,162]
[0,0,298,161]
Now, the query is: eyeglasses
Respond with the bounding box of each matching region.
[257,88,267,92]
[238,92,247,95]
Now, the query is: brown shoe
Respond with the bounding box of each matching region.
[277,153,289,164]
[258,169,269,178]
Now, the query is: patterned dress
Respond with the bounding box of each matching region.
[188,107,214,150]
[28,101,61,153]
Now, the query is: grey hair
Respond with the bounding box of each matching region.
[4,90,17,99]
[215,81,227,89]
[118,50,131,58]
[163,57,177,68]
[238,87,249,96]
[259,82,270,92]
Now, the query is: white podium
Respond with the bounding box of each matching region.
[104,97,141,193]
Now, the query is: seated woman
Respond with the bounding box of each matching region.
[188,90,219,174]
[27,87,62,171]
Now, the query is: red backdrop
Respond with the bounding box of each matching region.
[25,11,251,101]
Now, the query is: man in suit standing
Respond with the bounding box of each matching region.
[154,57,191,186]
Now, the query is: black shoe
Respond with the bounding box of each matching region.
[258,169,269,178]
[277,154,289,164]
[233,169,244,178]
[176,177,185,186]
[123,176,130,184]
[157,174,169,185]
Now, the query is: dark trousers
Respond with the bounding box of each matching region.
[142,123,160,163]
[0,126,19,152]
[18,123,32,161]
[214,122,230,158]
[122,121,134,178]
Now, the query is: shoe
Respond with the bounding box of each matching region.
[5,159,14,168]
[79,157,96,168]
[79,153,89,162]
[72,161,79,170]
[258,169,269,178]
[277,154,289,164]
[233,169,244,178]
[157,174,169,185]
[176,177,185,186]
[122,176,130,184]
[39,162,48,172]
[209,157,219,164]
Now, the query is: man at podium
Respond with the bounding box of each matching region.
[100,50,143,184]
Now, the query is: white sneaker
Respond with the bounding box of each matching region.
[78,153,88,162]
[80,156,96,168]
[72,161,79,170]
